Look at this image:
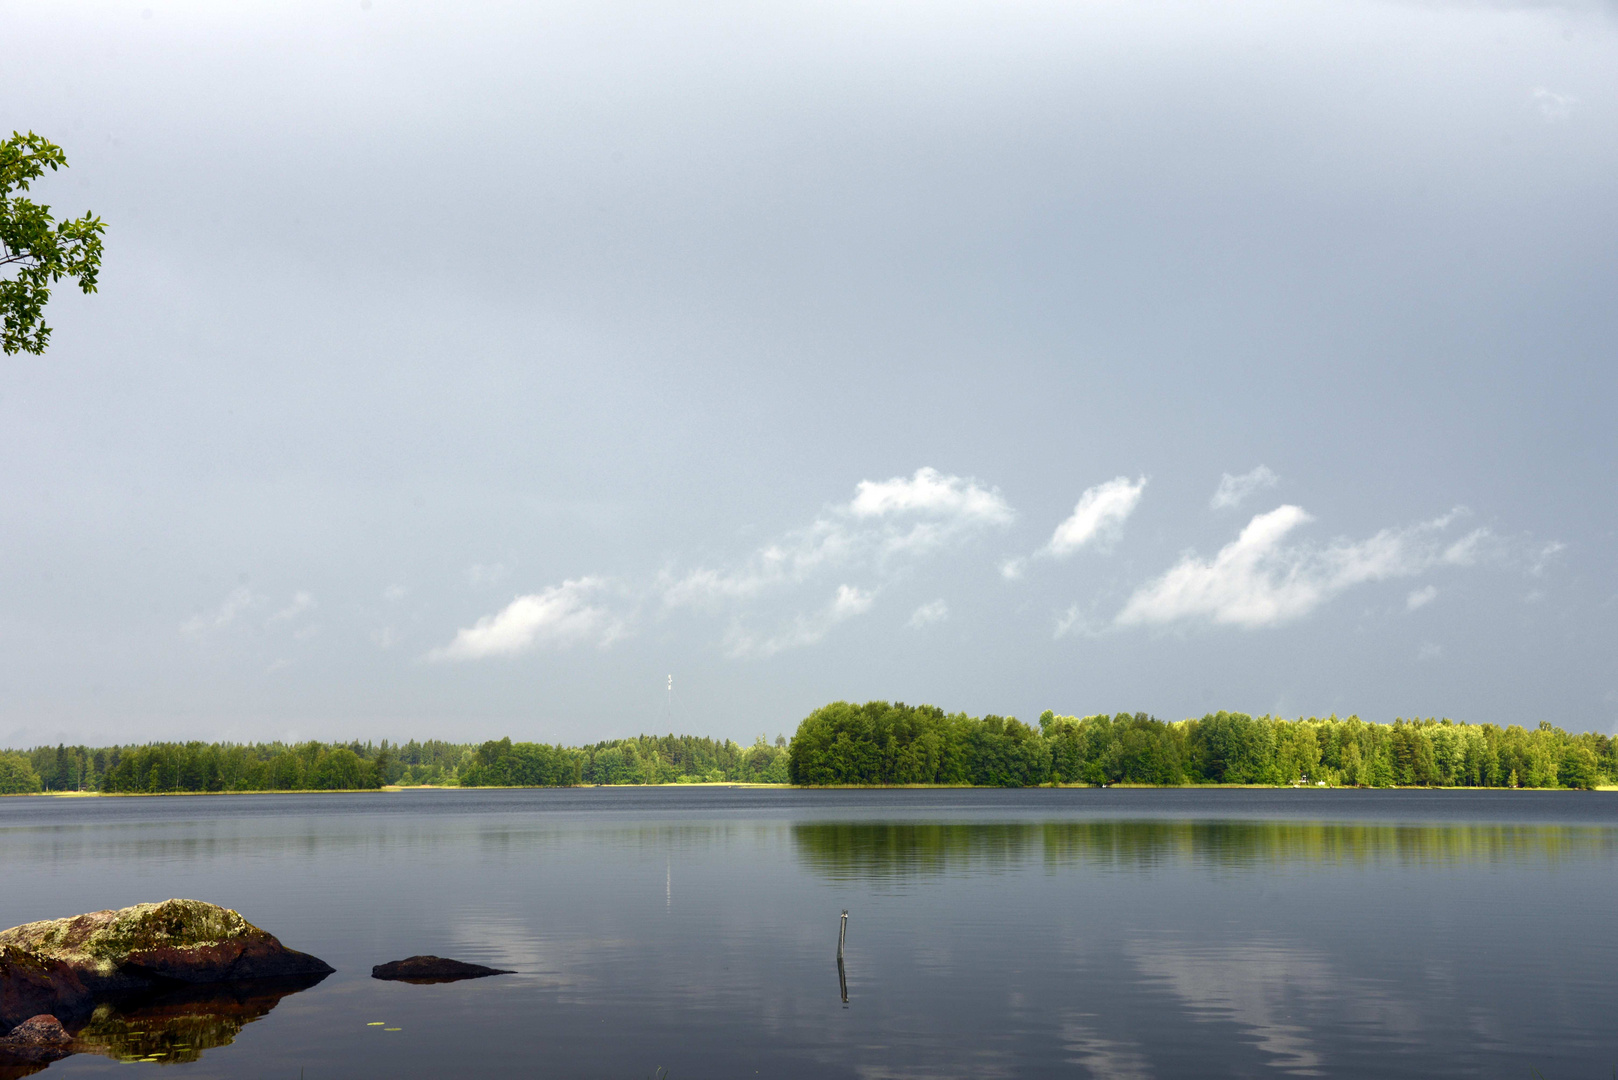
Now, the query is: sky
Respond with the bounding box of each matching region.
[2,0,1615,748]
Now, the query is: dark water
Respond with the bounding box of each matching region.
[3,788,1615,1079]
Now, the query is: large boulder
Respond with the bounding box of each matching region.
[0,900,332,1030]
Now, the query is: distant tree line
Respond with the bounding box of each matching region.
[449,733,791,787]
[0,732,790,794]
[786,702,1618,790]
[2,706,1610,795]
[0,738,475,794]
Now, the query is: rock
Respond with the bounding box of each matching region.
[0,900,332,1031]
[1,1016,70,1048]
[0,1014,74,1070]
[371,956,514,983]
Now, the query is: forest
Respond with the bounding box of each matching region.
[0,703,1611,794]
[786,702,1617,789]
[0,732,789,794]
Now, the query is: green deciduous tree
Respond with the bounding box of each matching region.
[1188,712,1274,783]
[2,131,106,355]
[1560,743,1600,791]
[788,701,973,785]
[0,750,43,794]
[311,747,373,790]
[460,737,581,787]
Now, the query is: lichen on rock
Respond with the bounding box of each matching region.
[0,900,331,1033]
[2,901,253,971]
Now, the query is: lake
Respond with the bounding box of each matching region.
[2,787,1615,1078]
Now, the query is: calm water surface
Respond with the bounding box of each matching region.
[2,788,1615,1079]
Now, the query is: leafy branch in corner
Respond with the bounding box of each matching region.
[1,130,106,355]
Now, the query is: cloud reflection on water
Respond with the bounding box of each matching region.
[1129,943,1337,1076]
[1060,1017,1154,1080]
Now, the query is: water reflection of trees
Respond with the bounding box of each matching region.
[791,820,1618,879]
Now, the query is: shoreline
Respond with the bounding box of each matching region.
[6,782,1615,798]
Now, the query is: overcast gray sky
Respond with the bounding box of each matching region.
[3,0,1614,748]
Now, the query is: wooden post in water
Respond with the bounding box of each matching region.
[837,910,850,1004]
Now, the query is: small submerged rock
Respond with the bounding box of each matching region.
[0,1013,75,1073]
[0,1014,72,1055]
[371,956,513,984]
[0,1016,70,1048]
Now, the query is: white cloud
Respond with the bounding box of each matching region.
[269,591,316,623]
[1441,528,1491,566]
[1530,541,1565,577]
[1044,476,1147,557]
[429,577,626,660]
[435,468,1005,662]
[181,585,260,638]
[1417,642,1444,661]
[1000,557,1027,580]
[853,467,1015,558]
[727,584,875,657]
[1210,466,1279,510]
[907,599,949,628]
[832,583,874,618]
[848,467,1012,525]
[660,519,852,609]
[1116,506,1476,630]
[382,584,408,602]
[372,626,400,649]
[1406,585,1437,611]
[1054,604,1098,639]
[660,566,767,608]
[662,467,1010,609]
[1532,87,1577,122]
